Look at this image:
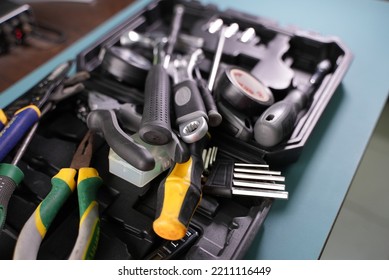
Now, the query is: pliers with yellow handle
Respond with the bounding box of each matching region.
[13,131,103,260]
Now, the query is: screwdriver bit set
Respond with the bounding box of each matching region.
[0,0,352,260]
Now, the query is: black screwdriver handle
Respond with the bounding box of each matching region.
[254,60,332,147]
[87,110,155,171]
[196,78,222,127]
[0,163,24,231]
[254,95,300,148]
[139,64,173,145]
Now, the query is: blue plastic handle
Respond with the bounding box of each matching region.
[0,105,40,162]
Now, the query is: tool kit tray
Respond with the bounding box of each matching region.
[78,0,352,167]
[0,0,352,260]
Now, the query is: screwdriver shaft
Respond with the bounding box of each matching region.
[11,103,52,165]
[208,25,226,92]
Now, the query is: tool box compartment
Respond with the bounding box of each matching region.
[0,0,352,260]
[78,0,352,167]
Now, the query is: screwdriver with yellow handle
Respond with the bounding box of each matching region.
[153,134,208,241]
[13,131,103,260]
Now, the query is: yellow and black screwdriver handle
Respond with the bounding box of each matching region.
[153,135,208,241]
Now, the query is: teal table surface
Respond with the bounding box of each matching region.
[1,0,388,260]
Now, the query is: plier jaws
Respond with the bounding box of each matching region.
[13,131,103,260]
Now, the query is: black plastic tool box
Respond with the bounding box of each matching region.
[0,0,352,260]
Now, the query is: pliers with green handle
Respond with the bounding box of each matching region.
[13,131,103,260]
[0,69,90,233]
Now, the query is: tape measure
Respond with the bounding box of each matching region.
[101,46,151,88]
[215,66,274,116]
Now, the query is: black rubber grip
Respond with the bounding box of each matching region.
[87,110,155,171]
[253,60,332,148]
[0,175,17,230]
[196,78,222,127]
[139,64,173,145]
[173,79,208,125]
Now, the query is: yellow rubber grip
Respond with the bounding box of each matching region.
[153,158,194,241]
[77,167,99,183]
[0,109,7,125]
[14,104,41,117]
[53,168,77,192]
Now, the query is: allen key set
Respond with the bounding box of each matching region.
[0,0,352,260]
[202,149,288,200]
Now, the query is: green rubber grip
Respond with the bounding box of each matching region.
[13,168,76,259]
[69,167,103,260]
[0,163,24,231]
[38,169,76,234]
